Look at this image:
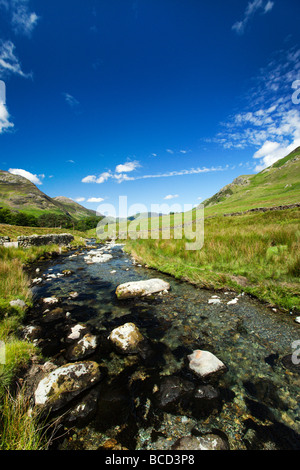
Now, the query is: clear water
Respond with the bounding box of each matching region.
[29,242,300,450]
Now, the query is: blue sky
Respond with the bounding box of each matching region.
[0,0,299,216]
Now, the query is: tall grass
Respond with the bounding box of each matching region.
[0,387,48,450]
[0,243,65,450]
[124,209,300,311]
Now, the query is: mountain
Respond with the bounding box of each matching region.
[202,147,300,216]
[0,170,96,220]
[53,197,96,219]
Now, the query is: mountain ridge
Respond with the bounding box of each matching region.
[0,170,97,220]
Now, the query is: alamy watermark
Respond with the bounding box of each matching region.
[95,197,204,251]
[291,340,300,365]
[292,80,300,105]
[0,340,6,365]
[0,80,6,105]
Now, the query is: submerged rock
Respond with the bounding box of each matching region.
[188,350,227,378]
[108,322,144,354]
[115,278,170,299]
[172,433,230,450]
[63,388,99,427]
[155,376,194,412]
[34,361,101,412]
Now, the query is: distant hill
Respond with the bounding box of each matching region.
[202,146,300,216]
[0,170,97,220]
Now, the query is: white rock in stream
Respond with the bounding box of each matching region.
[227,298,239,305]
[208,298,221,304]
[108,322,144,353]
[188,350,227,378]
[34,361,101,411]
[67,324,87,341]
[43,296,59,304]
[115,278,170,299]
[84,251,113,264]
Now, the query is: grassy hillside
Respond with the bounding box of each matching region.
[202,146,300,216]
[0,171,96,220]
[52,196,96,220]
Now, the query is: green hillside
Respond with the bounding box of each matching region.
[52,196,96,220]
[202,146,300,216]
[0,171,95,220]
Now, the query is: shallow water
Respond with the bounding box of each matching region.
[28,242,300,450]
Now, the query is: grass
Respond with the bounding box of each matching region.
[0,223,87,240]
[0,387,49,450]
[0,225,88,450]
[124,208,300,312]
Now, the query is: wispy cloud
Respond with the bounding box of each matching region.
[63,93,80,108]
[232,0,274,35]
[87,197,105,203]
[164,194,179,200]
[82,164,230,184]
[0,40,31,78]
[0,0,39,36]
[75,197,85,202]
[8,168,43,185]
[211,46,300,171]
[0,102,14,134]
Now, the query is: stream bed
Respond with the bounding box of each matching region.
[25,241,300,450]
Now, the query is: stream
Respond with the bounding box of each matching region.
[25,241,300,450]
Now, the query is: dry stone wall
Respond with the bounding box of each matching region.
[17,233,74,248]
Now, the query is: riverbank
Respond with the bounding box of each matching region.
[18,241,300,450]
[123,208,300,314]
[0,231,87,449]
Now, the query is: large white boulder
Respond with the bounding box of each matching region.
[34,361,101,412]
[116,278,170,299]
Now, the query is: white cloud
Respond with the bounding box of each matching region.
[253,139,300,172]
[87,197,104,203]
[8,168,43,185]
[63,93,79,108]
[166,149,174,154]
[212,46,300,170]
[164,194,179,200]
[264,1,274,13]
[0,0,39,36]
[75,197,85,202]
[81,163,230,186]
[115,160,140,173]
[12,7,39,35]
[0,103,14,133]
[0,40,31,78]
[82,175,97,183]
[232,0,274,35]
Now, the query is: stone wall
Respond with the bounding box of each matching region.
[17,233,74,248]
[0,236,10,245]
